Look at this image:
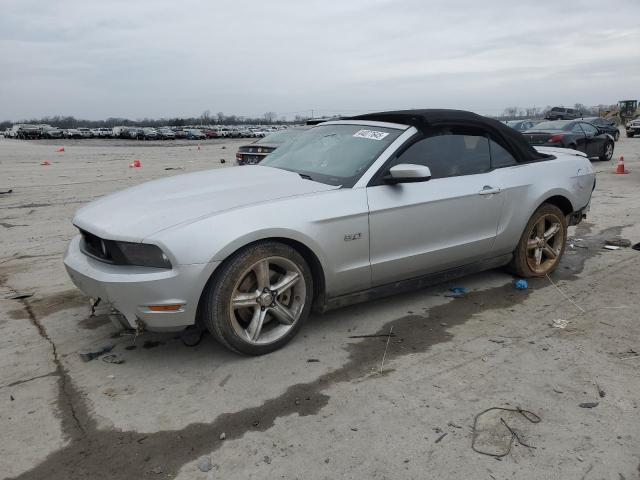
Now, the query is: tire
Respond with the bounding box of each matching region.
[627,132,635,138]
[201,241,313,355]
[508,204,567,278]
[599,141,614,161]
[568,143,577,150]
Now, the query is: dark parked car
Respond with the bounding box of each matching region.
[40,126,64,139]
[123,128,143,140]
[157,128,175,140]
[235,127,310,165]
[581,117,620,141]
[523,120,614,161]
[173,129,188,139]
[504,120,541,132]
[140,128,159,140]
[545,107,580,120]
[186,129,206,140]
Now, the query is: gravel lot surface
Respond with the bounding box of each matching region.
[1,134,639,479]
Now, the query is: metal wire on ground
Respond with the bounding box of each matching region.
[472,407,541,458]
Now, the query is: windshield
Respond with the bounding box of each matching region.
[261,124,403,187]
[531,121,570,131]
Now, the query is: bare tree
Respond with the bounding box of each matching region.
[503,106,519,118]
[263,112,277,124]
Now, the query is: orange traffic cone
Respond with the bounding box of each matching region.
[129,159,141,168]
[41,160,51,166]
[56,147,65,153]
[615,156,627,174]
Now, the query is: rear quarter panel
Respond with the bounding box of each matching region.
[492,153,595,255]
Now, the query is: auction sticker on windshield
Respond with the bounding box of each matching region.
[353,129,389,141]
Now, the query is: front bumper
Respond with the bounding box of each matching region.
[64,235,220,332]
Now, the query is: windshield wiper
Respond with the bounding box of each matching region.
[298,173,313,181]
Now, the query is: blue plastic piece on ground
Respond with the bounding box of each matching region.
[448,287,468,297]
[515,279,528,290]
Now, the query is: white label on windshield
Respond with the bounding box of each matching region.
[353,129,389,141]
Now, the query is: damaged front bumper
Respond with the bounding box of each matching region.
[64,235,220,332]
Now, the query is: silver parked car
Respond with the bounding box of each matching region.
[64,110,595,355]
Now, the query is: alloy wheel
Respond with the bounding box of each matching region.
[229,256,306,345]
[526,213,564,274]
[604,142,613,160]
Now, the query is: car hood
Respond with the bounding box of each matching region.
[74,166,339,242]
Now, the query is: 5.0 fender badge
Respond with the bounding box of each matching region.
[344,233,363,241]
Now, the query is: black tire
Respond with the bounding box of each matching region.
[568,143,577,150]
[508,204,567,278]
[599,141,614,161]
[201,241,313,355]
[627,132,634,138]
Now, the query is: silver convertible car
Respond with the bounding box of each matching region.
[64,110,595,355]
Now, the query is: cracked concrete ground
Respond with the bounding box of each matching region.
[1,135,639,479]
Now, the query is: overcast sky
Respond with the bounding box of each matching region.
[1,0,639,121]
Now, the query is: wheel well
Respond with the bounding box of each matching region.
[542,195,573,215]
[195,237,327,325]
[271,237,327,309]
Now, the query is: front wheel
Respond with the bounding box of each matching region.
[509,204,567,277]
[202,242,313,355]
[599,141,614,161]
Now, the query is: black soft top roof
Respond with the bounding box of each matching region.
[348,109,549,163]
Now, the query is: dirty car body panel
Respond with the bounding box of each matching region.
[64,110,595,334]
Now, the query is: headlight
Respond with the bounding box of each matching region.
[115,242,172,269]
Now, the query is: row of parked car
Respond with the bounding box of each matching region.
[2,124,288,140]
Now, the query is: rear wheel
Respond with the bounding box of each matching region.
[599,141,614,161]
[509,204,567,277]
[202,242,313,355]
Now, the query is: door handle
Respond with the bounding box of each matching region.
[478,186,501,195]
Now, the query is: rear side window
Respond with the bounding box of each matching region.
[580,123,598,135]
[489,140,517,168]
[393,133,491,179]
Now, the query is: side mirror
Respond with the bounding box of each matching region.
[384,164,432,184]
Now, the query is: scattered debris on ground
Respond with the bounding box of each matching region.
[472,407,541,458]
[197,456,213,472]
[79,344,115,362]
[7,293,33,300]
[552,319,569,329]
[579,402,599,409]
[445,287,468,298]
[515,279,528,290]
[102,354,125,365]
[605,238,632,248]
[348,333,396,339]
